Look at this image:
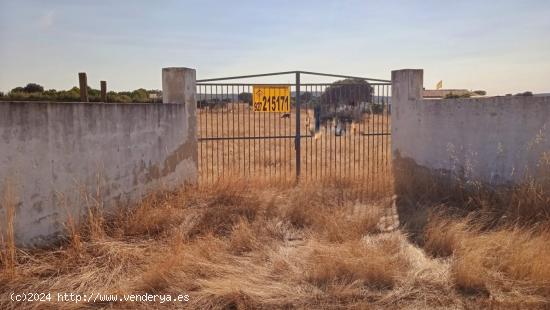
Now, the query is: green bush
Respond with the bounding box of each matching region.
[23,83,44,93]
[238,92,252,105]
[1,84,162,103]
[444,92,471,99]
[515,91,533,96]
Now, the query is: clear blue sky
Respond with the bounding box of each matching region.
[1,0,549,95]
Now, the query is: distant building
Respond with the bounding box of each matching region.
[423,89,470,98]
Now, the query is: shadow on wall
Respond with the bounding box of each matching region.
[393,150,550,245]
[390,69,550,243]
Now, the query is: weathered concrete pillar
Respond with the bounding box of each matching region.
[161,67,198,182]
[162,67,196,105]
[391,69,423,103]
[391,69,425,236]
[391,69,423,159]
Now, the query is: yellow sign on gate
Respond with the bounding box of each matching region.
[252,85,291,112]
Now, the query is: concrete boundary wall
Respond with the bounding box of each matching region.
[0,67,197,246]
[392,69,550,191]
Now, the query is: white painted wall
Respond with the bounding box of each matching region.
[0,68,198,246]
[392,69,549,185]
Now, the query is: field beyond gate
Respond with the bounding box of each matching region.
[196,71,392,192]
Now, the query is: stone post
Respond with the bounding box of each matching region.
[78,72,88,102]
[100,81,107,102]
[391,69,424,231]
[161,67,198,180]
[162,67,196,105]
[391,69,423,159]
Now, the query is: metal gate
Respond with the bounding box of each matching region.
[197,71,391,185]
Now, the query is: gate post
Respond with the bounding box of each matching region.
[391,69,423,161]
[391,69,423,223]
[162,67,198,182]
[295,72,301,180]
[162,67,196,106]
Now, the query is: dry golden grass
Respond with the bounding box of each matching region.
[305,237,409,290]
[1,174,549,309]
[420,211,550,307]
[423,212,473,258]
[0,181,16,279]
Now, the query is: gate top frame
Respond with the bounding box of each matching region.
[197,70,391,83]
[196,70,391,181]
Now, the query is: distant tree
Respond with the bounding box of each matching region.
[56,87,80,101]
[320,79,373,106]
[515,91,533,96]
[2,85,162,103]
[299,91,313,103]
[23,83,44,93]
[317,79,374,124]
[444,92,471,99]
[0,91,3,97]
[131,88,149,102]
[147,89,162,103]
[472,90,486,96]
[238,92,252,104]
[86,86,101,98]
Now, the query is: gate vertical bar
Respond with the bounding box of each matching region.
[295,72,301,180]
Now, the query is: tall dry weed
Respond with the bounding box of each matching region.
[305,235,408,290]
[56,192,82,254]
[451,227,550,297]
[423,212,473,257]
[0,181,17,277]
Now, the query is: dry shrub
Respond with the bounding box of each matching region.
[315,207,381,243]
[136,249,183,293]
[424,213,472,257]
[282,184,334,229]
[395,154,550,244]
[0,181,17,277]
[229,219,259,255]
[56,192,83,254]
[188,201,259,239]
[201,178,262,208]
[199,290,259,310]
[306,235,408,290]
[186,180,265,239]
[85,207,106,241]
[117,192,185,238]
[504,179,550,226]
[134,234,230,295]
[451,242,490,295]
[499,230,550,288]
[283,183,382,242]
[451,226,550,297]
